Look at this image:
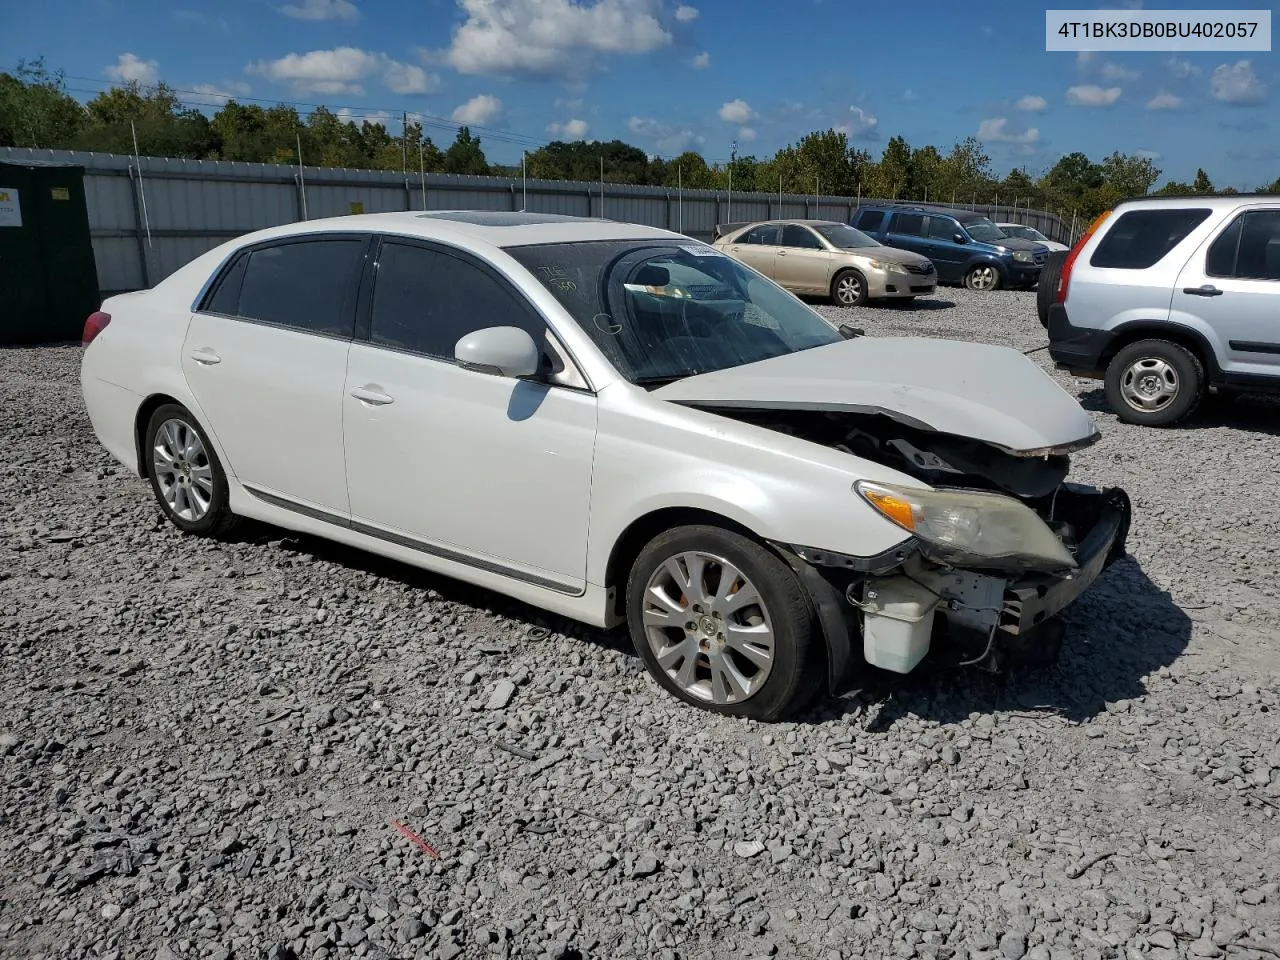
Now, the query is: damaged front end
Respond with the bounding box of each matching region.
[715,407,1133,688]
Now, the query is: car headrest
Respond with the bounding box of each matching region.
[633,264,670,287]
[1266,238,1280,279]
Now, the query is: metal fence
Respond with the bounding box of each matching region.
[2,146,1071,296]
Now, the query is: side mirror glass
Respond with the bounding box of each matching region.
[454,326,541,379]
[953,233,967,244]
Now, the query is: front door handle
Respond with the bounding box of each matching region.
[777,250,788,257]
[1183,285,1223,297]
[350,385,394,406]
[189,348,221,365]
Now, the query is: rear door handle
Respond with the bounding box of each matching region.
[1183,285,1223,297]
[777,250,788,257]
[350,385,394,406]
[189,348,221,365]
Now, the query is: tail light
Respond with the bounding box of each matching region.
[82,311,111,346]
[1055,210,1112,305]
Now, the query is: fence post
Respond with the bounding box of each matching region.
[510,183,518,211]
[404,177,412,211]
[293,173,307,222]
[666,193,673,231]
[127,164,152,289]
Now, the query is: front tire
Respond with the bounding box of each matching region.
[1103,340,1204,426]
[831,269,869,307]
[626,525,819,721]
[144,403,239,536]
[964,263,1002,291]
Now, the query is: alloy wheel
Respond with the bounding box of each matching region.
[152,418,214,522]
[640,551,775,705]
[1120,357,1180,413]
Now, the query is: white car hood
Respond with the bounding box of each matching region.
[652,337,1096,453]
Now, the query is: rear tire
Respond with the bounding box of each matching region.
[144,403,240,537]
[626,525,819,721]
[831,269,869,307]
[1103,340,1204,427]
[1037,250,1068,327]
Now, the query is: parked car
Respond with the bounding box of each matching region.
[852,204,1049,290]
[81,210,1130,720]
[996,222,1069,252]
[1046,195,1280,426]
[712,219,936,307]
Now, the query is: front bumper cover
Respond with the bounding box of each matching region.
[999,484,1131,635]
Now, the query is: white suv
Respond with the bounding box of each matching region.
[1046,195,1280,426]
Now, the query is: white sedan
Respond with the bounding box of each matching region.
[996,222,1069,252]
[80,211,1131,720]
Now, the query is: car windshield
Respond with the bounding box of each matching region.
[1004,225,1048,242]
[508,240,842,384]
[963,218,1007,242]
[813,223,880,249]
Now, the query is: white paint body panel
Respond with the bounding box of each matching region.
[79,210,1085,630]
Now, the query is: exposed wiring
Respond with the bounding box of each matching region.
[1023,344,1050,355]
[957,620,1000,667]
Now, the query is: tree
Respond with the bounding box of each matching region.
[662,151,716,189]
[1154,180,1194,196]
[77,80,219,159]
[866,135,912,198]
[443,126,489,175]
[1262,177,1280,195]
[1192,167,1214,194]
[0,58,86,149]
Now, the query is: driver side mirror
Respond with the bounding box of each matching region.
[455,326,541,379]
[953,233,967,244]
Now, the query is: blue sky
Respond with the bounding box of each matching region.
[6,0,1276,188]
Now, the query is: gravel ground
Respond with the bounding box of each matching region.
[2,287,1279,960]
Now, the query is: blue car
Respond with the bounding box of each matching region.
[852,204,1049,291]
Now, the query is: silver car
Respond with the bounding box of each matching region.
[713,219,936,307]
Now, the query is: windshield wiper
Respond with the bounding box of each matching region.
[632,373,699,387]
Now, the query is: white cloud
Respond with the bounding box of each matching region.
[383,61,436,95]
[1016,94,1046,112]
[451,94,503,126]
[1135,149,1161,161]
[442,0,671,79]
[691,51,710,69]
[105,53,159,86]
[847,105,878,138]
[1210,60,1267,104]
[674,4,698,21]
[1066,84,1121,106]
[627,115,703,155]
[337,107,393,125]
[1146,91,1182,110]
[188,82,252,106]
[1100,62,1139,82]
[976,117,1040,145]
[718,98,754,123]
[249,47,437,95]
[1076,51,1096,67]
[278,0,358,19]
[737,126,756,142]
[1167,56,1201,79]
[555,97,584,112]
[901,89,919,102]
[547,118,590,138]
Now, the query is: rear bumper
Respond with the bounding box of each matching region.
[999,485,1131,635]
[1047,303,1114,373]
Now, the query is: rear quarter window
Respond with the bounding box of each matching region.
[1089,208,1212,270]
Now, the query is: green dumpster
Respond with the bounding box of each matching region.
[0,160,101,345]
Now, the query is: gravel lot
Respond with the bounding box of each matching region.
[2,287,1279,960]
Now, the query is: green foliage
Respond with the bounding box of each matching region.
[5,64,1275,219]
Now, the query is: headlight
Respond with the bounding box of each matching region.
[1013,250,1035,263]
[854,480,1076,572]
[863,258,884,270]
[885,262,911,274]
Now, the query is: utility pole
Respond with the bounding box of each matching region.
[401,111,408,174]
[728,139,737,223]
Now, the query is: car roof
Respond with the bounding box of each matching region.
[220,210,686,250]
[856,204,987,222]
[1110,193,1275,211]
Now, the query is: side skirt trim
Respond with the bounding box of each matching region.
[241,482,584,596]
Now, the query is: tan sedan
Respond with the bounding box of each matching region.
[713,219,936,307]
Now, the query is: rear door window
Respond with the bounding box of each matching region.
[855,210,886,232]
[889,213,925,236]
[1207,210,1280,280]
[739,224,780,245]
[1089,208,1212,270]
[234,238,366,337]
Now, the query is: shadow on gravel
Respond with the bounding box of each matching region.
[798,554,1193,729]
[1077,387,1280,436]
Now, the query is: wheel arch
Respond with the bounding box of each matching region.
[602,505,852,695]
[1101,321,1221,381]
[134,393,184,477]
